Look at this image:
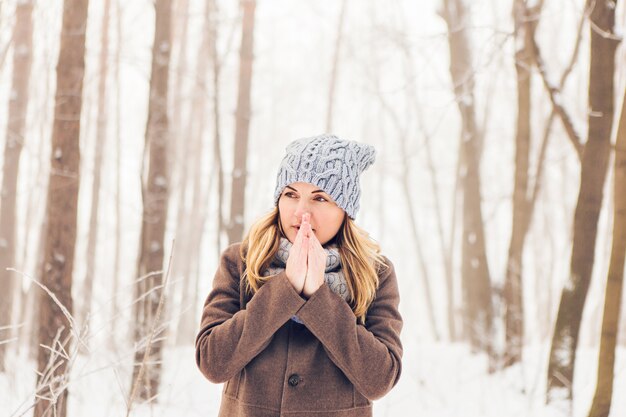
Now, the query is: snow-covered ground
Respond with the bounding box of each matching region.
[2,341,624,417]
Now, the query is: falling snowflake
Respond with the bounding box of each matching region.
[154,175,167,187]
[150,241,161,252]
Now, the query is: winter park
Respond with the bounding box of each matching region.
[0,0,626,416]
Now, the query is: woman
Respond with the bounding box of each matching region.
[195,134,403,417]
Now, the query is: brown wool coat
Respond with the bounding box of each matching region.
[195,243,403,417]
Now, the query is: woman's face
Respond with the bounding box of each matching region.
[278,182,346,246]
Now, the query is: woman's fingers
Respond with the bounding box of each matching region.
[303,219,322,262]
[308,232,325,268]
[293,219,309,258]
[301,230,327,298]
[301,213,312,238]
[294,219,304,245]
[285,215,311,295]
[309,228,321,247]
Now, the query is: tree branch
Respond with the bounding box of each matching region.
[527,11,584,159]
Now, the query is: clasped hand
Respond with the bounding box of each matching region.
[285,213,328,298]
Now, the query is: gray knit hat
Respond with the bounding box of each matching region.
[273,134,376,219]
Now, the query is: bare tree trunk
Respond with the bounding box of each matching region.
[502,0,542,368]
[169,1,194,303]
[534,203,555,342]
[176,203,202,346]
[170,0,190,148]
[131,0,172,402]
[110,0,123,347]
[227,0,256,245]
[209,0,225,259]
[385,111,439,341]
[167,0,191,275]
[449,138,462,339]
[19,137,48,361]
[325,0,347,133]
[0,5,13,71]
[169,101,195,345]
[168,0,196,336]
[529,5,585,345]
[22,218,47,362]
[20,80,51,358]
[0,0,33,370]
[587,86,626,417]
[33,0,88,415]
[170,144,191,286]
[175,142,204,345]
[400,164,440,341]
[17,130,46,347]
[423,132,457,342]
[174,0,213,346]
[80,0,111,341]
[546,0,619,404]
[171,144,193,345]
[390,14,458,340]
[368,55,440,339]
[441,0,494,361]
[189,153,212,329]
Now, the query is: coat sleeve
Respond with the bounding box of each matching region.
[295,257,403,400]
[195,244,306,383]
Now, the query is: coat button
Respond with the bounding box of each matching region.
[288,374,300,387]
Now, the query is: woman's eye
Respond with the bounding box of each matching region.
[315,196,328,202]
[285,192,296,198]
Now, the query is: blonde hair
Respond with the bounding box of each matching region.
[240,207,387,325]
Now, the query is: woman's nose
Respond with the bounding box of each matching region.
[294,200,312,220]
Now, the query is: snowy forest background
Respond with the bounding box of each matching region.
[0,0,626,416]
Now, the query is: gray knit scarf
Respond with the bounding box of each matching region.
[262,237,348,323]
